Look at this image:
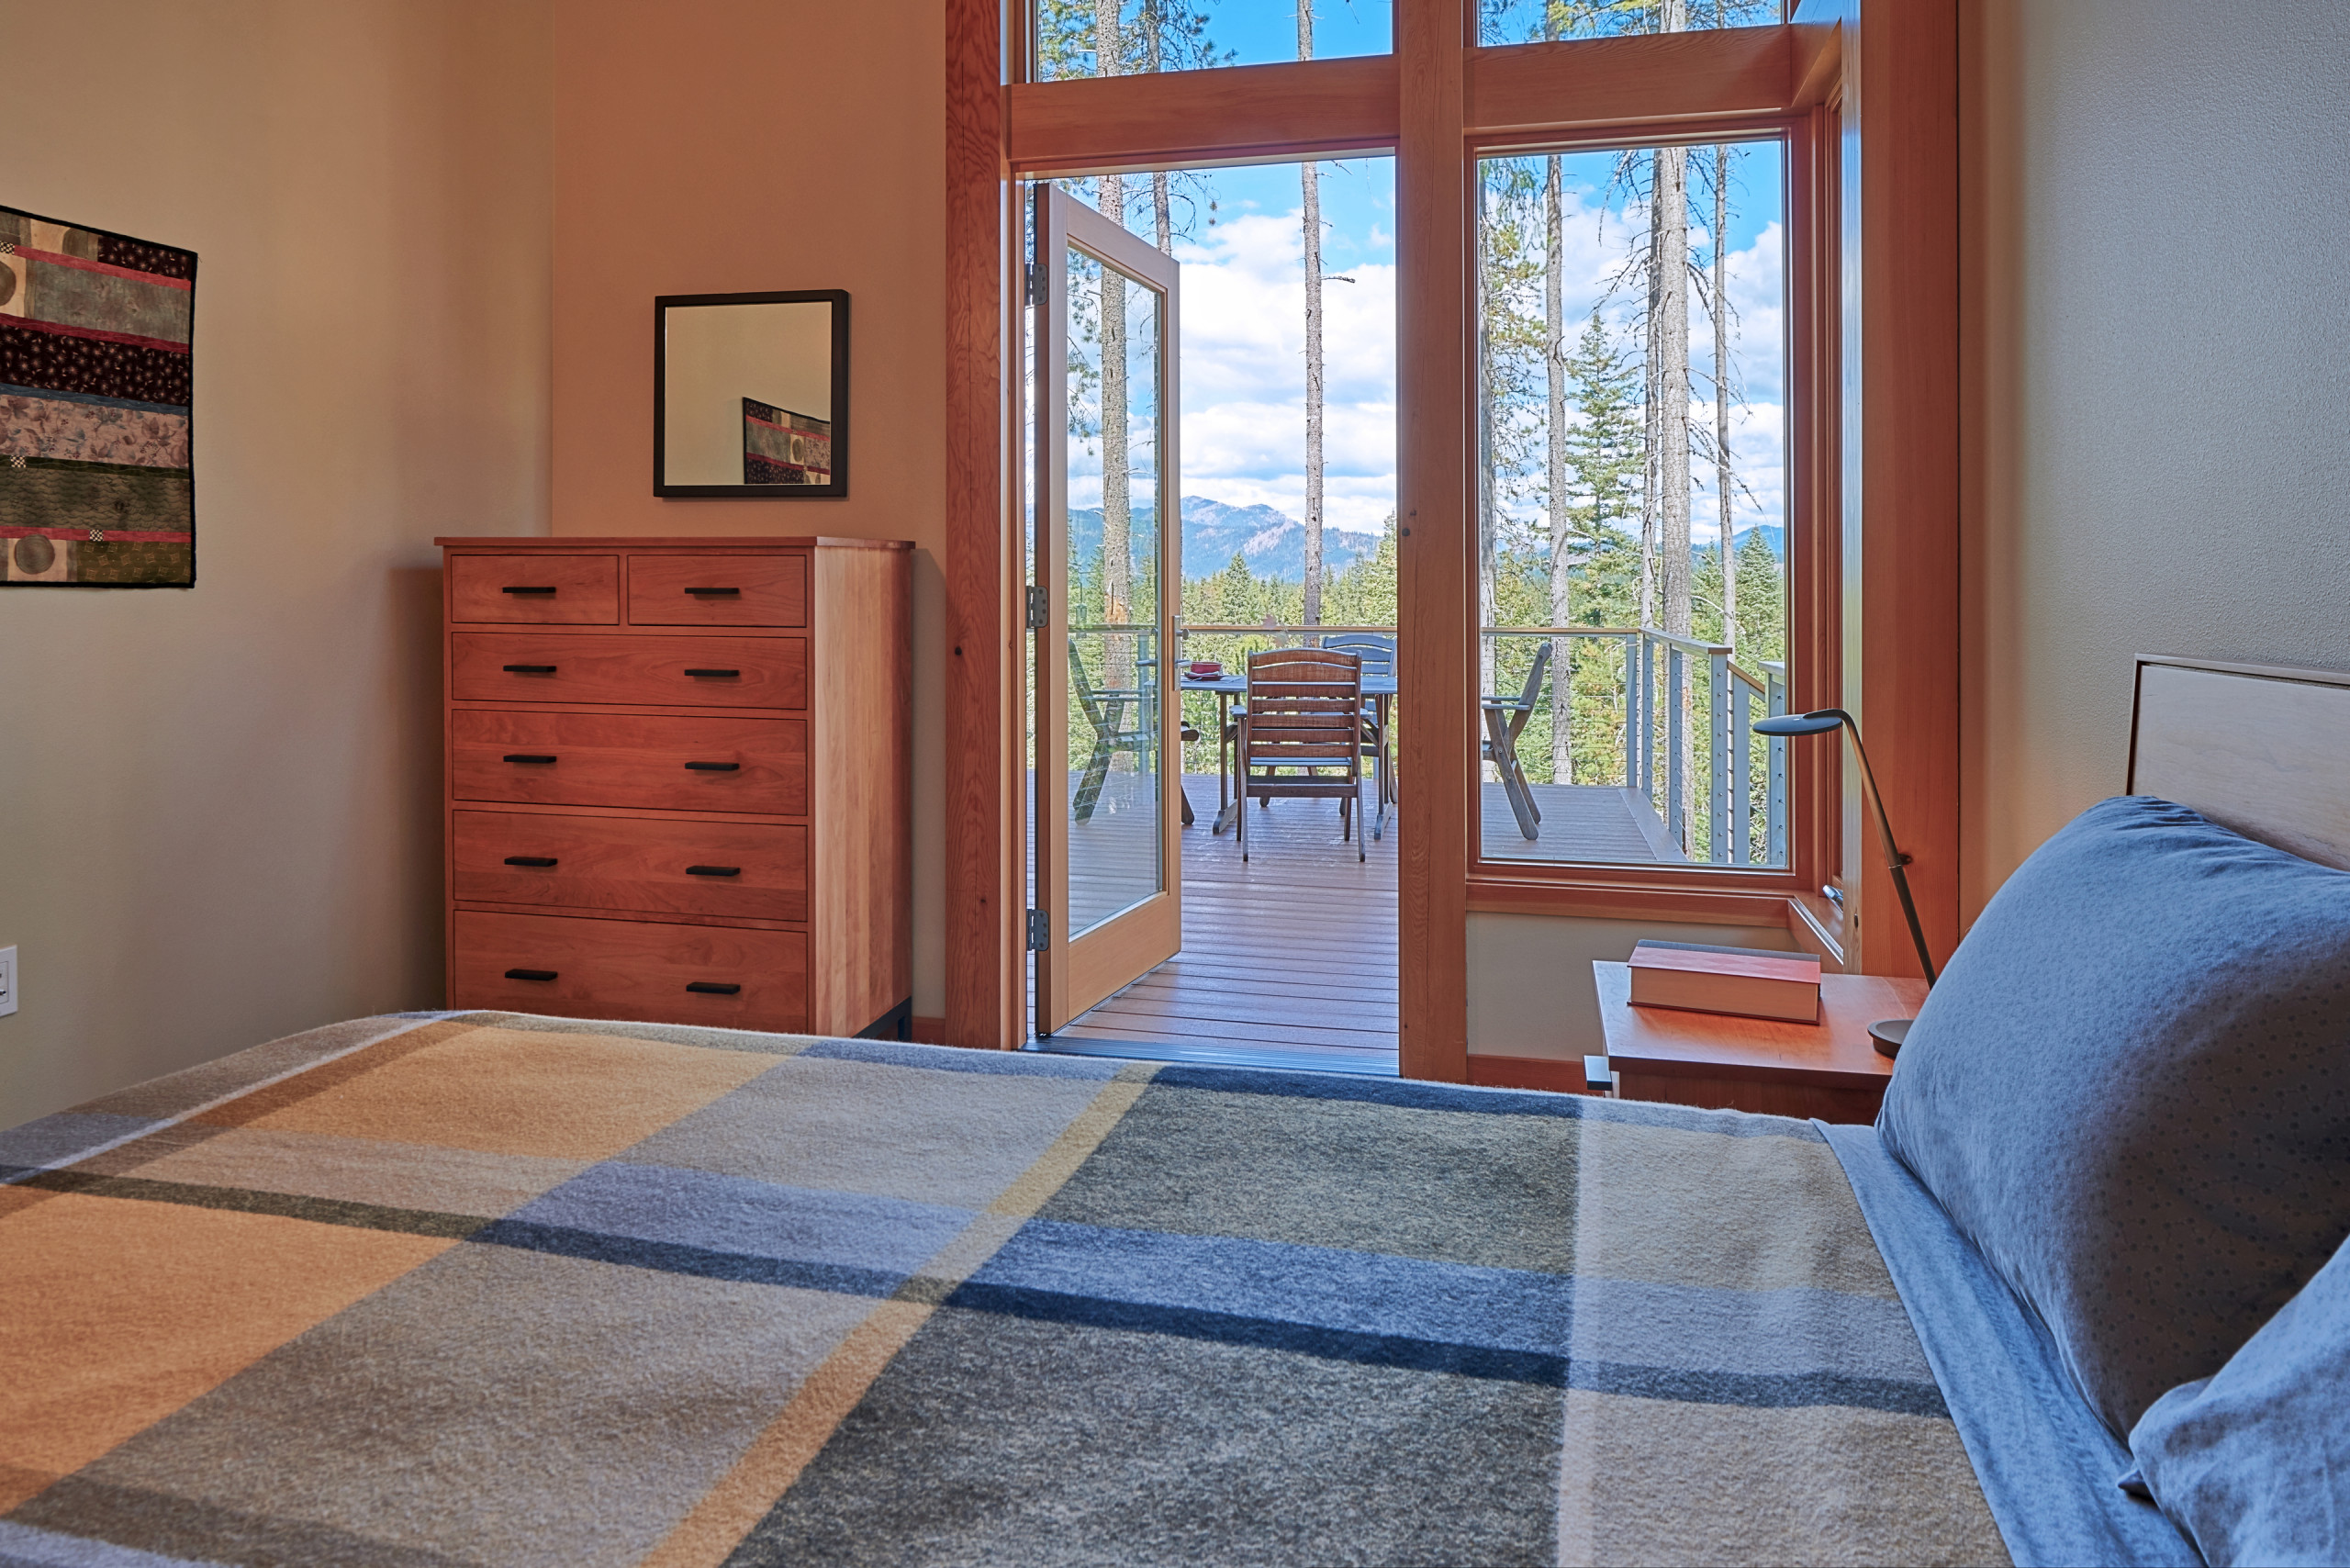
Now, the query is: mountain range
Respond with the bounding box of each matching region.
[1064,500,1782,583]
[1068,497,1382,583]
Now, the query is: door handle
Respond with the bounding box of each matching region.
[501,587,557,596]
[684,865,742,877]
[686,981,742,995]
[505,968,558,981]
[684,761,741,771]
[503,755,557,765]
[683,587,742,597]
[503,856,558,868]
[682,668,741,678]
[502,664,557,674]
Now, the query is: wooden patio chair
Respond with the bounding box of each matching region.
[1069,642,1193,826]
[1320,632,1395,837]
[1482,640,1551,841]
[1238,647,1366,863]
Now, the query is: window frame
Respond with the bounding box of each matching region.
[946,0,1957,1076]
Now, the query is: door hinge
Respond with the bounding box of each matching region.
[1025,583,1048,632]
[1026,909,1050,951]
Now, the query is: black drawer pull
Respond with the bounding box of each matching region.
[686,981,742,995]
[683,587,742,597]
[502,664,557,674]
[502,586,557,595]
[505,968,558,981]
[684,761,741,771]
[683,668,741,678]
[503,754,557,765]
[685,865,742,878]
[503,856,558,868]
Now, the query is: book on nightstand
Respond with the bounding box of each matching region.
[1627,941,1824,1024]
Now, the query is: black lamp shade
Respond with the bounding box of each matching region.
[1752,711,1844,737]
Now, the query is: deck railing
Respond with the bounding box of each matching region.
[1062,621,1789,867]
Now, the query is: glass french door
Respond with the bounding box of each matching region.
[1034,187,1182,1033]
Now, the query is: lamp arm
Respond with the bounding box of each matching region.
[1830,711,1942,987]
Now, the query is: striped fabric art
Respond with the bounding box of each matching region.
[0,1011,2009,1566]
[0,205,195,587]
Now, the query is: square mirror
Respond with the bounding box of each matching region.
[655,290,848,498]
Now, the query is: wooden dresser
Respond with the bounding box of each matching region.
[437,535,912,1037]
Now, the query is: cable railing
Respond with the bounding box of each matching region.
[1057,620,1790,867]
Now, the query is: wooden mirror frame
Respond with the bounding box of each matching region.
[654,288,850,498]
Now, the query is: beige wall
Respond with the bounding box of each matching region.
[0,0,552,1126]
[549,0,950,1018]
[1468,913,1797,1061]
[1962,0,2350,919]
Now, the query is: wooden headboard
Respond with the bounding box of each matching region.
[2129,655,2350,871]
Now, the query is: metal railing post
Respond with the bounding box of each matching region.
[1666,645,1687,851]
[1624,633,1642,792]
[1639,634,1657,798]
[1707,651,1730,863]
[1729,678,1752,866]
[1765,662,1788,868]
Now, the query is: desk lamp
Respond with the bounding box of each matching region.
[1751,708,1938,1057]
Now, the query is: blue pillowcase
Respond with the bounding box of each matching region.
[1877,795,2350,1439]
[2126,1228,2350,1565]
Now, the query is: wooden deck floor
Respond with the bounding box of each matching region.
[1035,772,1680,1073]
[1476,782,1687,864]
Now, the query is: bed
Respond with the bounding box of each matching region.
[0,655,2343,1568]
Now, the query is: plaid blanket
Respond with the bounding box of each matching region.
[0,1014,2005,1567]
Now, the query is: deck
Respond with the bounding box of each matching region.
[1035,773,1680,1072]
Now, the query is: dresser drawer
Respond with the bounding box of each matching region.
[449,554,620,624]
[453,911,809,1034]
[627,553,808,628]
[451,633,807,709]
[453,711,805,813]
[453,812,808,921]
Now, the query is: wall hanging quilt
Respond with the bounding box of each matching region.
[0,205,195,588]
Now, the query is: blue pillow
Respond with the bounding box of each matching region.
[2126,1229,2350,1565]
[1878,795,2350,1439]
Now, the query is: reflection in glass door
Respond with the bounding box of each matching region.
[1035,187,1183,1032]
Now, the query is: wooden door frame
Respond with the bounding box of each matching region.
[944,0,1960,1065]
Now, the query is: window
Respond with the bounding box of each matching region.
[1474,136,1791,870]
[1029,1,1392,82]
[951,2,1886,1054]
[1476,0,1783,48]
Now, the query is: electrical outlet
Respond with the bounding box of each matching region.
[0,946,14,1017]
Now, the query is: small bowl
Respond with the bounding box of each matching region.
[1186,661,1224,678]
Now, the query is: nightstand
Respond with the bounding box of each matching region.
[1592,960,1930,1123]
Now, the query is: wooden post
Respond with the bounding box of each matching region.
[945,0,1025,1048]
[1395,0,1470,1082]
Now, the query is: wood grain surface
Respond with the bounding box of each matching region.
[453,811,809,922]
[449,554,621,625]
[452,633,808,710]
[810,545,914,1031]
[452,710,807,815]
[625,553,808,629]
[1595,958,1924,1092]
[452,910,810,1034]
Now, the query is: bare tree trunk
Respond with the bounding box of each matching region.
[1299,3,1325,629]
[1714,141,1734,657]
[1145,5,1173,253]
[1545,154,1572,785]
[1477,265,1498,722]
[1639,206,1659,632]
[1651,0,1693,842]
[1094,0,1131,689]
[1653,153,1691,639]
